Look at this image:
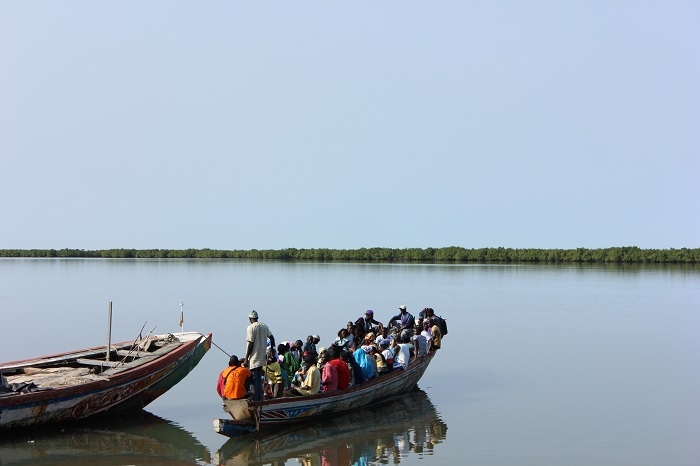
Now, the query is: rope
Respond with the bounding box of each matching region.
[209,339,231,357]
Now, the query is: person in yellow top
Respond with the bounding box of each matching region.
[217,355,252,420]
[288,353,321,396]
[264,351,284,398]
[429,317,442,351]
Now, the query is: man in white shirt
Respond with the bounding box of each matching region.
[392,335,411,371]
[245,310,275,401]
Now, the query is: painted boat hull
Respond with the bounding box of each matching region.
[214,351,436,437]
[214,388,446,465]
[0,332,211,430]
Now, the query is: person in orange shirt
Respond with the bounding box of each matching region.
[217,355,252,420]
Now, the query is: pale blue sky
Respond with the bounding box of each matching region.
[1,2,698,250]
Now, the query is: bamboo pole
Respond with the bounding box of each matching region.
[106,301,113,361]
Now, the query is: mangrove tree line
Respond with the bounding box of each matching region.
[0,247,698,263]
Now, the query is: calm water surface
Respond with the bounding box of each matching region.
[0,259,698,465]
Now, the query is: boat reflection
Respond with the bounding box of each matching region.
[214,389,447,466]
[0,410,210,465]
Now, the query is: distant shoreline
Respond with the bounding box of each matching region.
[1,247,698,263]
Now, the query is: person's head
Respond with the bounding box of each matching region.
[304,352,317,365]
[248,310,259,322]
[295,339,303,348]
[328,345,339,360]
[313,334,320,344]
[229,355,241,367]
[423,320,431,330]
[340,350,349,362]
[346,321,354,330]
[338,328,347,338]
[365,309,374,319]
[278,343,287,355]
[427,308,435,317]
[307,335,314,343]
[398,305,407,314]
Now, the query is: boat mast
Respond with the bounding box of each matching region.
[106,301,113,361]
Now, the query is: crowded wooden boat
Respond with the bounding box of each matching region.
[214,306,446,437]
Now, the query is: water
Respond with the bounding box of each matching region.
[0,259,698,465]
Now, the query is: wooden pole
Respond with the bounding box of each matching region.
[106,301,113,361]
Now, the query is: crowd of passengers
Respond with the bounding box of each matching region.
[258,305,446,398]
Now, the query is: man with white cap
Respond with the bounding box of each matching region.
[245,310,275,402]
[389,305,415,341]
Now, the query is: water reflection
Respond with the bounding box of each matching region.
[214,389,447,466]
[0,410,210,465]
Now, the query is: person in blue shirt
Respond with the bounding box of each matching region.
[389,305,415,341]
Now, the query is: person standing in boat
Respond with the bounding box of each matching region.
[245,310,275,402]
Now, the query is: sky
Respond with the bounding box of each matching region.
[1,1,698,250]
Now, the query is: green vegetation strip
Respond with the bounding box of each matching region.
[1,247,698,263]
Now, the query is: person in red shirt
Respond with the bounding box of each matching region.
[327,346,351,390]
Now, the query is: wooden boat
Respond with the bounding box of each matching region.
[213,350,437,437]
[0,331,211,430]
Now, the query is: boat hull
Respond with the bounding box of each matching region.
[0,332,211,430]
[214,351,435,437]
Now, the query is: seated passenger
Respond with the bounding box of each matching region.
[392,336,411,371]
[287,353,321,396]
[346,344,365,385]
[373,344,389,374]
[340,349,356,387]
[353,344,376,382]
[357,309,383,336]
[412,326,429,358]
[302,335,318,355]
[389,305,416,341]
[290,340,303,364]
[278,343,299,389]
[367,345,381,377]
[264,351,284,398]
[429,317,442,350]
[327,346,350,389]
[345,321,357,349]
[380,339,394,371]
[374,327,390,345]
[217,355,253,420]
[334,328,350,349]
[321,350,338,392]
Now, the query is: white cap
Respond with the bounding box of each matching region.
[249,310,258,319]
[399,305,407,310]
